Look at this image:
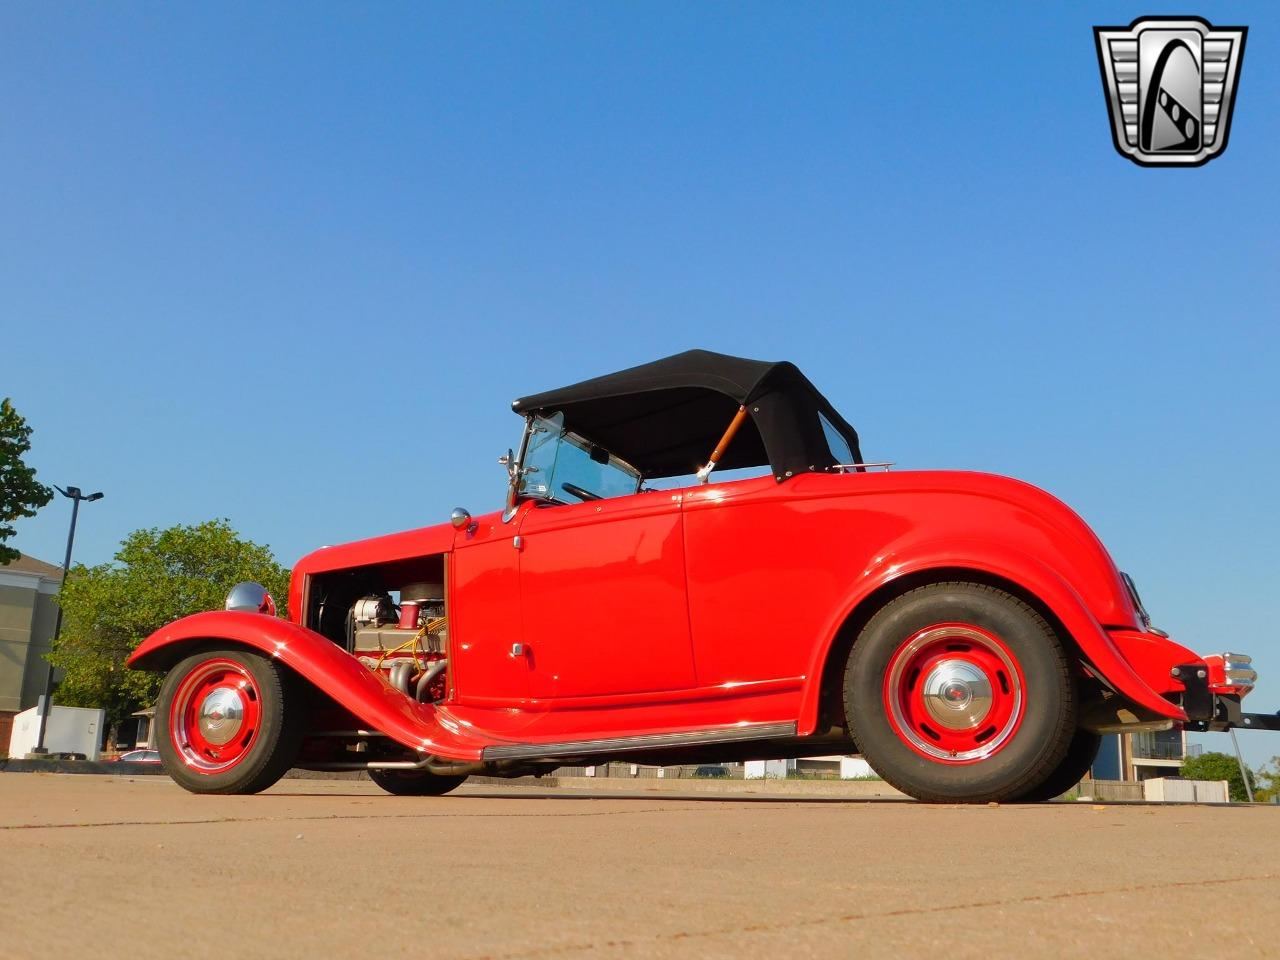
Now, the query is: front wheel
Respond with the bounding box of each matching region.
[369,768,468,796]
[845,582,1077,803]
[156,646,303,795]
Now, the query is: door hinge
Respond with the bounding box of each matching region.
[513,536,523,550]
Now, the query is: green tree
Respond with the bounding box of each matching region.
[1254,756,1280,804]
[0,398,54,565]
[1181,750,1256,802]
[49,519,291,742]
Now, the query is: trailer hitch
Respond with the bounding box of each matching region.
[1172,662,1280,732]
[1233,712,1280,732]
[1172,663,1213,721]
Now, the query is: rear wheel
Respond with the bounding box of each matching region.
[369,768,468,796]
[1014,727,1102,802]
[845,582,1076,803]
[156,647,303,795]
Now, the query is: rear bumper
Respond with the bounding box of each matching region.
[1088,634,1277,733]
[1170,655,1280,732]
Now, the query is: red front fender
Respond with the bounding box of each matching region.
[128,611,486,760]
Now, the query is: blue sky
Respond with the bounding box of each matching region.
[4,4,1277,763]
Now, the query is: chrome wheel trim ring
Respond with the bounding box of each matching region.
[885,625,1023,762]
[170,660,260,774]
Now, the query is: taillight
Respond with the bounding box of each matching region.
[1202,653,1257,695]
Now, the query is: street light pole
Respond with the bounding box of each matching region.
[1229,728,1255,803]
[30,485,103,756]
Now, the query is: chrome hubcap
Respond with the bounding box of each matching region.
[197,687,245,746]
[921,660,993,730]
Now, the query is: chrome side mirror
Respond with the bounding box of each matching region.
[226,581,276,616]
[500,446,520,523]
[451,507,477,534]
[498,448,516,482]
[502,417,535,524]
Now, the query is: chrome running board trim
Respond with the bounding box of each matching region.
[481,722,798,762]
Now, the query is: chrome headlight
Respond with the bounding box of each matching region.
[225,581,277,616]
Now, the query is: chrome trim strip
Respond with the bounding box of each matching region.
[303,760,431,771]
[481,722,798,762]
[833,462,894,473]
[305,756,461,771]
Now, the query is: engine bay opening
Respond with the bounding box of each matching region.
[304,554,450,704]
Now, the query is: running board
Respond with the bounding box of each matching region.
[481,722,798,762]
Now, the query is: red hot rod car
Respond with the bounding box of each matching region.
[129,350,1272,801]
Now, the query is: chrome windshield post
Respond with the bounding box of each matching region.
[502,416,534,523]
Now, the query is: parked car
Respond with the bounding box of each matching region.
[114,749,161,764]
[128,349,1275,802]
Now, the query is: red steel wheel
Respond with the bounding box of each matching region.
[845,582,1076,803]
[882,623,1026,764]
[169,658,264,774]
[156,647,303,795]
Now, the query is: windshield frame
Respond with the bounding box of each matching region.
[509,413,643,513]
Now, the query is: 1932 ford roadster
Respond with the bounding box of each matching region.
[128,350,1275,802]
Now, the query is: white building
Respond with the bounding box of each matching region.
[1093,728,1196,782]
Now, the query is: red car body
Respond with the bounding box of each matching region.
[128,350,1267,801]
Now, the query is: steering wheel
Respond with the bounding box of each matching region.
[561,481,602,502]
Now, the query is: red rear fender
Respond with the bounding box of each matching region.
[799,544,1189,734]
[128,611,485,760]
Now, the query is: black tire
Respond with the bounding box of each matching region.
[1014,727,1101,802]
[369,768,469,796]
[844,582,1076,803]
[156,646,303,795]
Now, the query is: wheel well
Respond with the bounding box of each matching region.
[814,567,1082,734]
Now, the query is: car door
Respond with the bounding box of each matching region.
[516,490,696,700]
[448,514,530,707]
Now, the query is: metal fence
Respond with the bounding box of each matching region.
[1129,733,1202,761]
[1070,779,1144,801]
[1131,735,1185,761]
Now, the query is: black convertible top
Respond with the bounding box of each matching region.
[511,349,862,481]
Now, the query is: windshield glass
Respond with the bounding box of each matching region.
[819,411,854,465]
[520,413,643,503]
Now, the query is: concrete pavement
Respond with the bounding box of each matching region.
[1,773,1276,959]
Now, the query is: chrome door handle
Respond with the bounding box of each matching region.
[510,643,528,658]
